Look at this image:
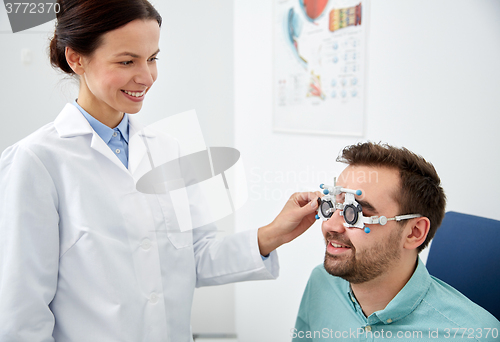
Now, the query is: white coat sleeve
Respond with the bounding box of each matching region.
[193,226,279,287]
[0,144,59,342]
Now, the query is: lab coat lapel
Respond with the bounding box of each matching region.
[54,103,130,174]
[128,116,156,181]
[89,132,129,172]
[54,103,93,138]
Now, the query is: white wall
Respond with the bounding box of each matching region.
[0,17,77,151]
[234,1,500,341]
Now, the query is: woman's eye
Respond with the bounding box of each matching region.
[148,57,159,62]
[120,61,133,65]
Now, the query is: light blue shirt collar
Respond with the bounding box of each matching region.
[73,100,129,144]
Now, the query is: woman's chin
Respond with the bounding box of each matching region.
[121,102,144,114]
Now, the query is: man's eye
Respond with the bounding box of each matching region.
[120,61,133,65]
[148,57,159,62]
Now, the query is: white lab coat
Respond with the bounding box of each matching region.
[0,103,279,342]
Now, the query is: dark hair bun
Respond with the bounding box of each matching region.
[49,32,74,74]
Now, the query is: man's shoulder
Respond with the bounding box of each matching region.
[307,264,347,290]
[310,264,326,277]
[310,264,333,281]
[421,275,500,328]
[299,264,354,322]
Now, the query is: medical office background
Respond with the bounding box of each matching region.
[0,0,499,341]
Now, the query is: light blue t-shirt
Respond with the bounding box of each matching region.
[293,258,500,341]
[73,100,129,168]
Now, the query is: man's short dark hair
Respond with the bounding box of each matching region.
[337,142,446,252]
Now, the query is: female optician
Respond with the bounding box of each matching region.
[0,0,319,341]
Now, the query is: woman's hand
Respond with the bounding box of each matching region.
[258,191,322,256]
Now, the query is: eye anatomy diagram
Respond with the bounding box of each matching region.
[307,71,326,100]
[329,2,362,32]
[274,0,367,136]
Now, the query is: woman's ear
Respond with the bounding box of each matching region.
[403,217,430,251]
[65,47,85,75]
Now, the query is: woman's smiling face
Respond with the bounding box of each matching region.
[74,19,160,126]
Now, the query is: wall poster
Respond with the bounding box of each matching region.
[273,0,368,136]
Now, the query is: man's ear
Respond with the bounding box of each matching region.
[403,217,430,250]
[65,47,85,75]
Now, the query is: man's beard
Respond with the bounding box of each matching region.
[323,226,403,284]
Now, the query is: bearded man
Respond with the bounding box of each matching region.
[292,142,499,341]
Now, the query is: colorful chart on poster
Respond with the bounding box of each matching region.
[274,0,367,136]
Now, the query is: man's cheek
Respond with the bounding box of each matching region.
[321,224,328,240]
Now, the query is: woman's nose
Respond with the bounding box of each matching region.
[134,62,155,88]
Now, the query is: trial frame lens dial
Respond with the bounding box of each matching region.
[343,203,362,225]
[320,199,334,219]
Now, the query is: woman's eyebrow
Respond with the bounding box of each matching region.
[113,48,160,58]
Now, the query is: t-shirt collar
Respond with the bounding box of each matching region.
[345,257,431,325]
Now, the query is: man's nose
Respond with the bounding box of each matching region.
[322,209,346,234]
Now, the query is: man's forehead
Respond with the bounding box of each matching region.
[336,165,382,186]
[336,165,401,205]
